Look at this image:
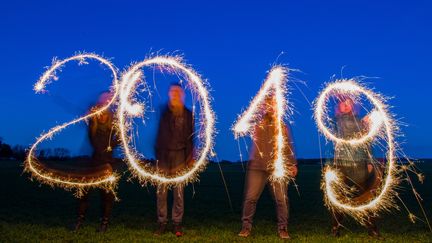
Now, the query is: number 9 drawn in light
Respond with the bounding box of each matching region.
[314,79,397,225]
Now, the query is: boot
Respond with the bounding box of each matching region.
[278,227,291,240]
[72,215,85,232]
[238,226,251,238]
[97,217,109,233]
[368,225,384,240]
[154,223,167,236]
[332,225,341,237]
[173,223,184,237]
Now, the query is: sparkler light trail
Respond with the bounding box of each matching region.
[25,53,120,196]
[314,79,398,225]
[117,55,216,186]
[232,66,294,182]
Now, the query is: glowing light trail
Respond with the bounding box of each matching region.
[118,55,216,186]
[25,53,119,195]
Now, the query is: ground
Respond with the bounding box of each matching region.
[0,160,431,242]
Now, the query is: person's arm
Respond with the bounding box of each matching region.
[109,112,120,149]
[185,110,195,167]
[361,114,371,132]
[283,124,298,177]
[88,117,97,148]
[154,106,169,161]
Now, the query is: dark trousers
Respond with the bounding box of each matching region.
[157,185,184,224]
[77,189,115,220]
[241,170,289,230]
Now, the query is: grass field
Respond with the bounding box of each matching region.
[1,160,431,242]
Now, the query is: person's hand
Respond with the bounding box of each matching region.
[367,163,374,174]
[186,159,196,168]
[362,115,371,126]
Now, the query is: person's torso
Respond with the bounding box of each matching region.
[248,118,277,172]
[90,122,114,163]
[334,114,370,185]
[157,106,191,151]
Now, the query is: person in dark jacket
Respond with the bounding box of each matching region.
[330,97,381,239]
[154,83,194,237]
[238,96,298,240]
[73,91,118,233]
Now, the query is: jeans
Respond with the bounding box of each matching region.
[157,185,184,224]
[241,170,289,230]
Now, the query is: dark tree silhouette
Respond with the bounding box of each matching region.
[12,145,26,160]
[52,147,71,160]
[0,143,13,158]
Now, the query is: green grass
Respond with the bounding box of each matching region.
[1,160,431,242]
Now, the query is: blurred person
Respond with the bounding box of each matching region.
[238,96,298,240]
[153,83,195,237]
[73,91,119,233]
[330,97,381,239]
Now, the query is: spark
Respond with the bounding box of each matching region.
[25,53,120,196]
[117,55,216,187]
[232,66,294,182]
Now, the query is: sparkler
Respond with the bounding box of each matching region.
[232,66,294,182]
[117,55,216,186]
[25,53,120,196]
[314,79,398,225]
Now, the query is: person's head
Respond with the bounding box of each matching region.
[337,97,355,115]
[96,110,111,124]
[93,91,113,124]
[168,82,185,107]
[97,91,114,106]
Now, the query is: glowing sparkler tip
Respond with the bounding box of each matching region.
[34,83,44,92]
[325,170,338,182]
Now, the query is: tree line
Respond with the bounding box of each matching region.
[0,137,71,160]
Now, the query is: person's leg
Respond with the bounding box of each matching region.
[97,189,115,232]
[269,181,290,239]
[78,191,90,217]
[172,185,185,236]
[155,185,169,235]
[157,185,169,224]
[74,191,90,231]
[101,189,115,218]
[269,182,288,227]
[172,185,184,224]
[366,216,382,239]
[240,170,268,234]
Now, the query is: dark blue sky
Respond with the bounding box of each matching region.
[1,0,431,160]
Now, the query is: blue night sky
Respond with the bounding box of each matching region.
[0,0,431,160]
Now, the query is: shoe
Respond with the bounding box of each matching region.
[97,217,109,233]
[238,227,251,238]
[332,226,341,237]
[72,215,85,232]
[154,223,167,236]
[278,228,291,240]
[173,224,184,237]
[368,227,384,240]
